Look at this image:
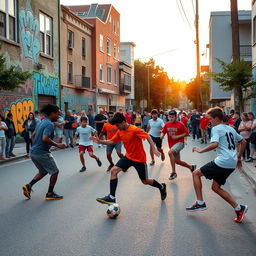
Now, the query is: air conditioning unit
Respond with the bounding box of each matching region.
[68,40,73,49]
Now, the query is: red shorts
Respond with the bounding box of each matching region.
[79,145,93,153]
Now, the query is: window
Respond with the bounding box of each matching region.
[67,30,74,49]
[113,17,116,33]
[82,38,86,56]
[68,62,73,83]
[100,34,104,52]
[82,66,86,77]
[114,43,117,59]
[107,38,111,55]
[117,21,119,35]
[254,16,256,45]
[0,0,17,41]
[107,66,112,84]
[99,64,104,82]
[114,70,117,85]
[40,12,53,56]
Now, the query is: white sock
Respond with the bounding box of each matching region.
[234,205,241,211]
[109,195,115,199]
[197,200,205,205]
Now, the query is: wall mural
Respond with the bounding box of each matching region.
[4,98,34,134]
[19,0,40,64]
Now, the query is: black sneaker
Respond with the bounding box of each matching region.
[107,163,114,172]
[191,165,197,172]
[96,195,116,204]
[150,160,155,166]
[69,144,74,148]
[169,172,177,180]
[186,201,207,212]
[22,184,32,199]
[45,192,63,200]
[234,205,248,223]
[79,166,86,172]
[96,158,102,167]
[160,183,167,200]
[245,157,253,162]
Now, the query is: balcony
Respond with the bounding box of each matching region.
[120,83,131,95]
[240,45,252,57]
[74,75,91,89]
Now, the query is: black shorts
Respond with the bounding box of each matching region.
[200,161,235,186]
[150,135,162,148]
[115,156,148,180]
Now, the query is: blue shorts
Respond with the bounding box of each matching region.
[107,142,122,153]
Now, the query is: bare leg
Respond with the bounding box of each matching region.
[168,150,176,173]
[89,151,99,160]
[79,151,85,167]
[107,152,113,165]
[116,150,124,159]
[150,147,154,161]
[176,158,192,170]
[192,169,204,201]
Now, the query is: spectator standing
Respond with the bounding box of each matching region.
[125,110,133,124]
[142,111,151,131]
[246,112,256,162]
[134,111,142,127]
[200,113,209,144]
[5,113,16,158]
[233,111,241,133]
[181,112,188,128]
[64,109,76,148]
[87,109,95,128]
[34,111,42,124]
[0,114,7,160]
[54,114,65,143]
[190,110,201,141]
[228,110,236,127]
[94,108,107,147]
[22,112,37,157]
[77,110,87,124]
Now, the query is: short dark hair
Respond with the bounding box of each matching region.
[235,111,240,115]
[7,112,12,117]
[35,111,39,114]
[80,116,88,122]
[151,109,158,115]
[110,112,125,125]
[108,111,114,115]
[40,104,60,116]
[206,107,223,120]
[168,110,177,116]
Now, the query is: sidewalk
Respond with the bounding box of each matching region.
[241,161,256,191]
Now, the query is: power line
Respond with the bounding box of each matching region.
[175,0,192,32]
[177,0,194,31]
[191,0,195,15]
[137,48,179,60]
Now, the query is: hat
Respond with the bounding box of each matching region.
[168,110,177,116]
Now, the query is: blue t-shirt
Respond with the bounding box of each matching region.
[30,118,54,155]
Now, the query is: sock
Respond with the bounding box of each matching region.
[110,178,118,197]
[234,205,241,211]
[29,179,37,187]
[197,200,205,205]
[48,185,54,194]
[151,179,163,190]
[109,195,115,199]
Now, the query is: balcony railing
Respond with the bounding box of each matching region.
[120,83,131,95]
[75,75,90,89]
[240,45,252,57]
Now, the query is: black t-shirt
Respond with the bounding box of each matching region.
[190,114,201,125]
[94,114,107,132]
[64,115,75,129]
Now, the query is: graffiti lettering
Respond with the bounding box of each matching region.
[4,99,34,134]
[19,1,40,63]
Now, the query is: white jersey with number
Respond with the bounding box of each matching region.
[211,124,243,169]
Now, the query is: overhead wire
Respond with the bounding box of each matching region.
[178,0,195,31]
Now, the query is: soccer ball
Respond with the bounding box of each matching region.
[107,203,120,218]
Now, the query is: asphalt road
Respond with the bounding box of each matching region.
[0,138,256,256]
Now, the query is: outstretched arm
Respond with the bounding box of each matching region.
[193,142,218,153]
[147,136,160,157]
[89,136,115,145]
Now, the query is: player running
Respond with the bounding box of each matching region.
[90,113,167,204]
[75,117,102,172]
[187,107,248,223]
[22,104,66,200]
[100,111,124,172]
[146,109,165,165]
[161,110,196,180]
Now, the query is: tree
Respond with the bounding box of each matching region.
[0,47,31,91]
[211,58,256,112]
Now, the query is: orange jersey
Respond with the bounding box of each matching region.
[101,122,118,140]
[111,125,149,163]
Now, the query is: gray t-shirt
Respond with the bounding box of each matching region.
[30,118,54,155]
[75,125,95,146]
[148,118,165,137]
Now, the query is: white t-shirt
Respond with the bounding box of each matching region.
[75,125,95,146]
[211,124,243,169]
[148,118,165,137]
[0,121,7,138]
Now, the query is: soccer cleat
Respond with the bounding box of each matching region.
[186,202,207,212]
[161,153,165,161]
[150,160,155,166]
[22,184,32,199]
[79,166,86,172]
[169,172,177,180]
[45,192,63,200]
[96,195,116,205]
[160,183,167,200]
[191,165,197,172]
[234,205,248,223]
[96,158,102,167]
[107,163,114,172]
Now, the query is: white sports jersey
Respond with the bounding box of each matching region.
[76,125,95,146]
[148,118,165,137]
[211,124,243,169]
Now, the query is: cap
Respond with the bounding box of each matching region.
[168,110,177,116]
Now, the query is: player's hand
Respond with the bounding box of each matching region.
[152,147,160,157]
[57,143,66,149]
[89,136,100,144]
[192,147,201,153]
[236,159,242,169]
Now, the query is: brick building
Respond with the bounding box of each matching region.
[0,0,60,134]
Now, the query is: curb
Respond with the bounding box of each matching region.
[240,165,256,191]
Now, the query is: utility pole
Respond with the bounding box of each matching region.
[147,66,150,110]
[230,0,240,111]
[195,0,202,111]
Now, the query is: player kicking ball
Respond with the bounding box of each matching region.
[187,107,248,223]
[75,117,102,172]
[90,113,167,205]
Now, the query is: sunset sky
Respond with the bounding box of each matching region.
[60,0,251,81]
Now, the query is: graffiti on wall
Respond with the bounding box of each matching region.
[4,98,34,134]
[19,0,40,63]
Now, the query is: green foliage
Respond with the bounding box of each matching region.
[0,47,32,91]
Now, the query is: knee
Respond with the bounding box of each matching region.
[168,150,175,156]
[211,183,220,193]
[192,169,201,177]
[141,179,148,185]
[111,166,119,175]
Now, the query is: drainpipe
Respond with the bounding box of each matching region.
[58,0,61,108]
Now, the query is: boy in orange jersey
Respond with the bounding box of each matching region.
[90,113,167,204]
[100,112,124,172]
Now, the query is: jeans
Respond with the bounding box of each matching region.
[5,136,15,157]
[25,138,32,154]
[0,137,6,156]
[243,138,251,160]
[64,129,74,146]
[192,124,199,140]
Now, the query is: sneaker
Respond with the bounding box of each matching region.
[69,144,74,148]
[45,192,63,200]
[161,153,165,161]
[186,201,207,212]
[160,183,167,200]
[79,166,86,172]
[96,158,102,167]
[150,160,155,166]
[245,157,253,162]
[169,172,177,180]
[96,195,116,204]
[191,165,197,172]
[9,153,16,157]
[22,184,32,199]
[107,163,114,172]
[234,205,248,223]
